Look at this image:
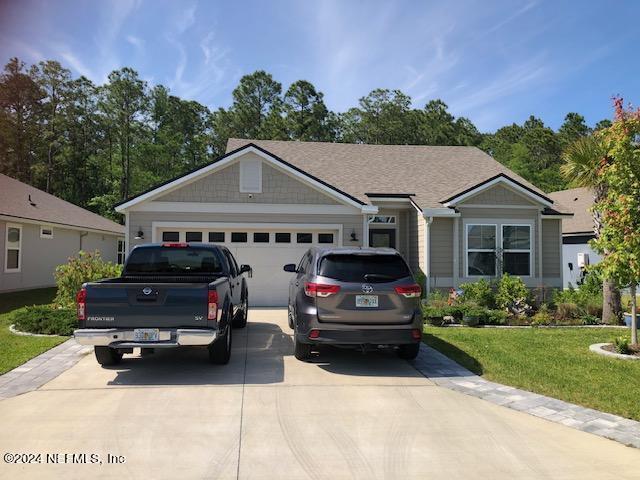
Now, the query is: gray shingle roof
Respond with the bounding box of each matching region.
[549,187,595,235]
[226,139,556,210]
[0,174,124,234]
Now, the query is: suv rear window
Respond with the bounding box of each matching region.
[318,254,411,283]
[124,247,223,275]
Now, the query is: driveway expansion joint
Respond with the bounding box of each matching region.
[412,344,640,449]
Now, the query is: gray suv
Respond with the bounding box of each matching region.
[284,247,423,361]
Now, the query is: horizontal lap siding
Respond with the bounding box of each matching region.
[128,212,363,251]
[542,219,562,278]
[430,218,453,277]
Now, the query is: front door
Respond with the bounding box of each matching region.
[369,229,396,249]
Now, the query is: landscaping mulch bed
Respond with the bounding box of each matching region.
[603,343,640,357]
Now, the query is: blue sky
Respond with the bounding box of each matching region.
[1,0,638,132]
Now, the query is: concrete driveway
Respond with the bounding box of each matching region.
[0,309,638,479]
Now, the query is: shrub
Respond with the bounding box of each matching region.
[483,309,509,325]
[582,314,600,325]
[413,269,427,299]
[531,304,553,326]
[460,279,495,308]
[555,302,580,322]
[11,305,76,336]
[496,274,530,312]
[54,251,122,308]
[613,336,631,355]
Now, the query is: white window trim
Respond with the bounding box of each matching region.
[239,158,263,193]
[117,239,126,265]
[463,220,535,279]
[502,224,533,277]
[465,223,497,278]
[5,223,22,273]
[40,225,54,239]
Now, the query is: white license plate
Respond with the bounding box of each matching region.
[133,328,159,342]
[355,295,379,308]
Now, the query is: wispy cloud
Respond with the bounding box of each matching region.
[126,35,144,51]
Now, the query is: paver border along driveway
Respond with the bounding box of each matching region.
[1,309,639,480]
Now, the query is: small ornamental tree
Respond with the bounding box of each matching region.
[592,98,640,344]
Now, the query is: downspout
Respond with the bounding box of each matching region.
[79,231,88,252]
[424,216,433,296]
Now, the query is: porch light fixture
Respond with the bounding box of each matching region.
[350,229,359,242]
[134,229,144,240]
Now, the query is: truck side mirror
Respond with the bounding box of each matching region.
[240,264,252,278]
[283,263,297,273]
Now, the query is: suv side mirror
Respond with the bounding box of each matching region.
[283,263,297,273]
[240,264,252,278]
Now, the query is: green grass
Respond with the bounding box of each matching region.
[424,326,640,421]
[0,288,67,374]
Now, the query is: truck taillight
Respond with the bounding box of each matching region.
[395,284,422,298]
[304,282,340,298]
[208,290,219,320]
[76,288,87,321]
[162,242,188,248]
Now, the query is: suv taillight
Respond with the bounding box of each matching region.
[208,290,219,320]
[395,284,422,298]
[76,288,87,321]
[304,282,340,298]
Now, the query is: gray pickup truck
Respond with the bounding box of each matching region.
[74,243,250,366]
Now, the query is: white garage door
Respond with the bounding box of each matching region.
[155,226,340,306]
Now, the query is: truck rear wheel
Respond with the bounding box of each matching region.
[397,343,420,360]
[209,323,232,364]
[94,346,123,366]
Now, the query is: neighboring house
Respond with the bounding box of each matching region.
[115,139,571,306]
[549,187,601,288]
[0,174,125,292]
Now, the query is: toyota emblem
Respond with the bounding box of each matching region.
[142,287,153,295]
[362,284,374,293]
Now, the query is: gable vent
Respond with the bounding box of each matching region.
[239,158,262,193]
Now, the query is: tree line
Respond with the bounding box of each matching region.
[0,57,609,221]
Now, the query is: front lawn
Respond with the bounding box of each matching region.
[424,326,640,421]
[0,288,67,375]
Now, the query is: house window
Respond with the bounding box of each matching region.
[231,232,247,243]
[275,233,291,243]
[117,239,125,265]
[253,232,269,243]
[5,224,22,272]
[208,232,225,243]
[162,231,179,242]
[239,158,262,193]
[466,224,496,276]
[40,226,53,239]
[186,231,202,242]
[368,215,396,224]
[502,225,531,276]
[296,233,312,244]
[318,233,334,244]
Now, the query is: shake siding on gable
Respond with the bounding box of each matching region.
[157,153,340,205]
[461,184,537,206]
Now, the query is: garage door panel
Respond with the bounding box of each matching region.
[155,226,339,307]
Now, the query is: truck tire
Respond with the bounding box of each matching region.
[397,343,420,360]
[94,346,123,366]
[233,290,248,329]
[209,322,232,364]
[294,339,312,361]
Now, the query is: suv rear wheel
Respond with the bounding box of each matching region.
[397,343,420,360]
[94,346,123,366]
[294,339,312,361]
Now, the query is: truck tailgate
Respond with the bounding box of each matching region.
[84,282,209,329]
